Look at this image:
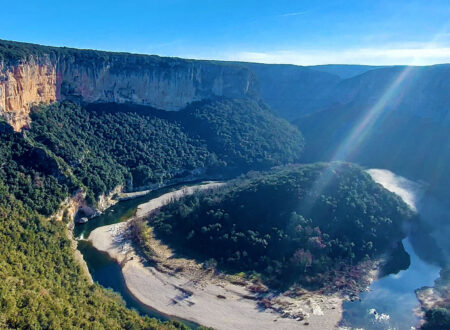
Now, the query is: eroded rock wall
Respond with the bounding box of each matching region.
[57,57,256,110]
[0,58,57,130]
[0,45,257,131]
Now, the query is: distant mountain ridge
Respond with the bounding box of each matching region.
[310,64,382,79]
[328,65,450,123]
[236,62,450,123]
[232,62,341,119]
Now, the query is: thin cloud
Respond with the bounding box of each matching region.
[278,11,307,17]
[225,46,450,65]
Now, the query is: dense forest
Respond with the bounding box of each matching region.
[178,98,304,169]
[28,99,303,204]
[0,125,186,329]
[138,163,414,288]
[29,102,216,204]
[0,97,303,328]
[0,122,70,215]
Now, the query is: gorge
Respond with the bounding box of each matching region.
[0,39,448,329]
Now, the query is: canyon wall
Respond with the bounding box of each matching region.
[0,58,57,130]
[0,40,258,131]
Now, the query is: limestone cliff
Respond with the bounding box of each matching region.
[0,58,57,130]
[0,39,258,131]
[51,185,127,222]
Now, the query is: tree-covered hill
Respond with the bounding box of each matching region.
[28,99,303,204]
[28,101,217,204]
[140,163,414,288]
[178,98,304,169]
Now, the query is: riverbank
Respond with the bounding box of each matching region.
[134,182,224,219]
[89,217,343,330]
[67,221,94,284]
[77,168,448,328]
[88,182,345,329]
[88,182,224,257]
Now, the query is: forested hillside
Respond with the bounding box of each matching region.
[28,102,217,204]
[178,98,304,169]
[0,126,186,329]
[0,97,304,328]
[0,122,70,215]
[28,99,303,204]
[138,163,414,288]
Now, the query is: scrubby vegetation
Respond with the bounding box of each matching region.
[0,38,193,67]
[140,163,414,288]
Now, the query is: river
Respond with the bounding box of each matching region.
[74,182,203,327]
[341,169,443,329]
[75,170,444,329]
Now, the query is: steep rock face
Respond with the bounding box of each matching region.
[0,40,257,131]
[96,185,124,212]
[0,58,57,130]
[51,189,96,222]
[56,56,257,111]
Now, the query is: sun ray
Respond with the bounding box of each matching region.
[305,24,450,201]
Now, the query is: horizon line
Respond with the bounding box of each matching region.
[2,38,450,67]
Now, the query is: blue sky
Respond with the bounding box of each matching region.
[1,0,449,65]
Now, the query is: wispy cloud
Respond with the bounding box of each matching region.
[224,46,450,65]
[278,11,307,17]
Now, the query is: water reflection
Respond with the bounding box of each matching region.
[342,169,443,329]
[78,240,173,321]
[74,183,203,328]
[342,239,440,329]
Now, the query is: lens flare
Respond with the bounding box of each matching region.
[308,65,415,200]
[331,66,414,162]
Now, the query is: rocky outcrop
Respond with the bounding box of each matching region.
[0,58,57,130]
[49,189,95,283]
[51,185,127,222]
[0,40,258,131]
[96,185,123,212]
[50,189,96,222]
